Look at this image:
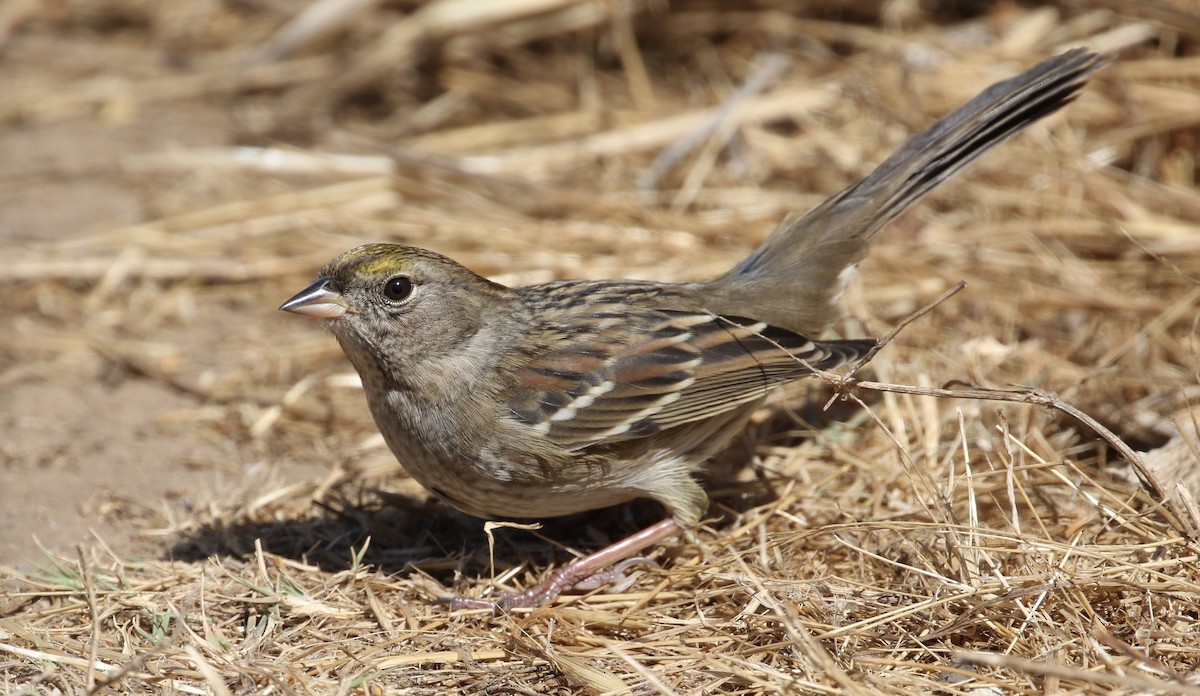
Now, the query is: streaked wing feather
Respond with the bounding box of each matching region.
[509,308,875,449]
[649,316,869,429]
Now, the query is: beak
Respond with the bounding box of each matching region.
[280,278,351,319]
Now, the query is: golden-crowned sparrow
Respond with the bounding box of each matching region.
[282,49,1105,609]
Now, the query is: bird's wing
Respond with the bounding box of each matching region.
[505,308,874,450]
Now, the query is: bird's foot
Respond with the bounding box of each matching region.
[440,518,681,611]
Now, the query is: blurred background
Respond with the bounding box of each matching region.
[1,1,1199,690]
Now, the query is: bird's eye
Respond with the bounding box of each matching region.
[383,276,413,302]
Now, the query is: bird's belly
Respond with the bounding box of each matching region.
[393,442,642,520]
[365,394,639,520]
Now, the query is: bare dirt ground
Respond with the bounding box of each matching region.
[2,1,1199,694]
[0,103,330,565]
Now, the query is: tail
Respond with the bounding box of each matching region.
[703,49,1107,336]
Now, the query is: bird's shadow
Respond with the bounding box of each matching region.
[169,394,867,587]
[167,489,705,596]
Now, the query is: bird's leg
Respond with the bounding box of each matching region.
[445,517,682,610]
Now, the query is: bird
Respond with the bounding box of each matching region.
[281,49,1106,609]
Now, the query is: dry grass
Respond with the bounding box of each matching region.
[2,1,1199,693]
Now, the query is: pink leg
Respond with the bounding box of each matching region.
[445,517,683,610]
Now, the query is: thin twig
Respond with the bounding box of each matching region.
[841,379,1170,503]
[851,280,967,374]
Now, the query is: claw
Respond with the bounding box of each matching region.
[572,556,658,591]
